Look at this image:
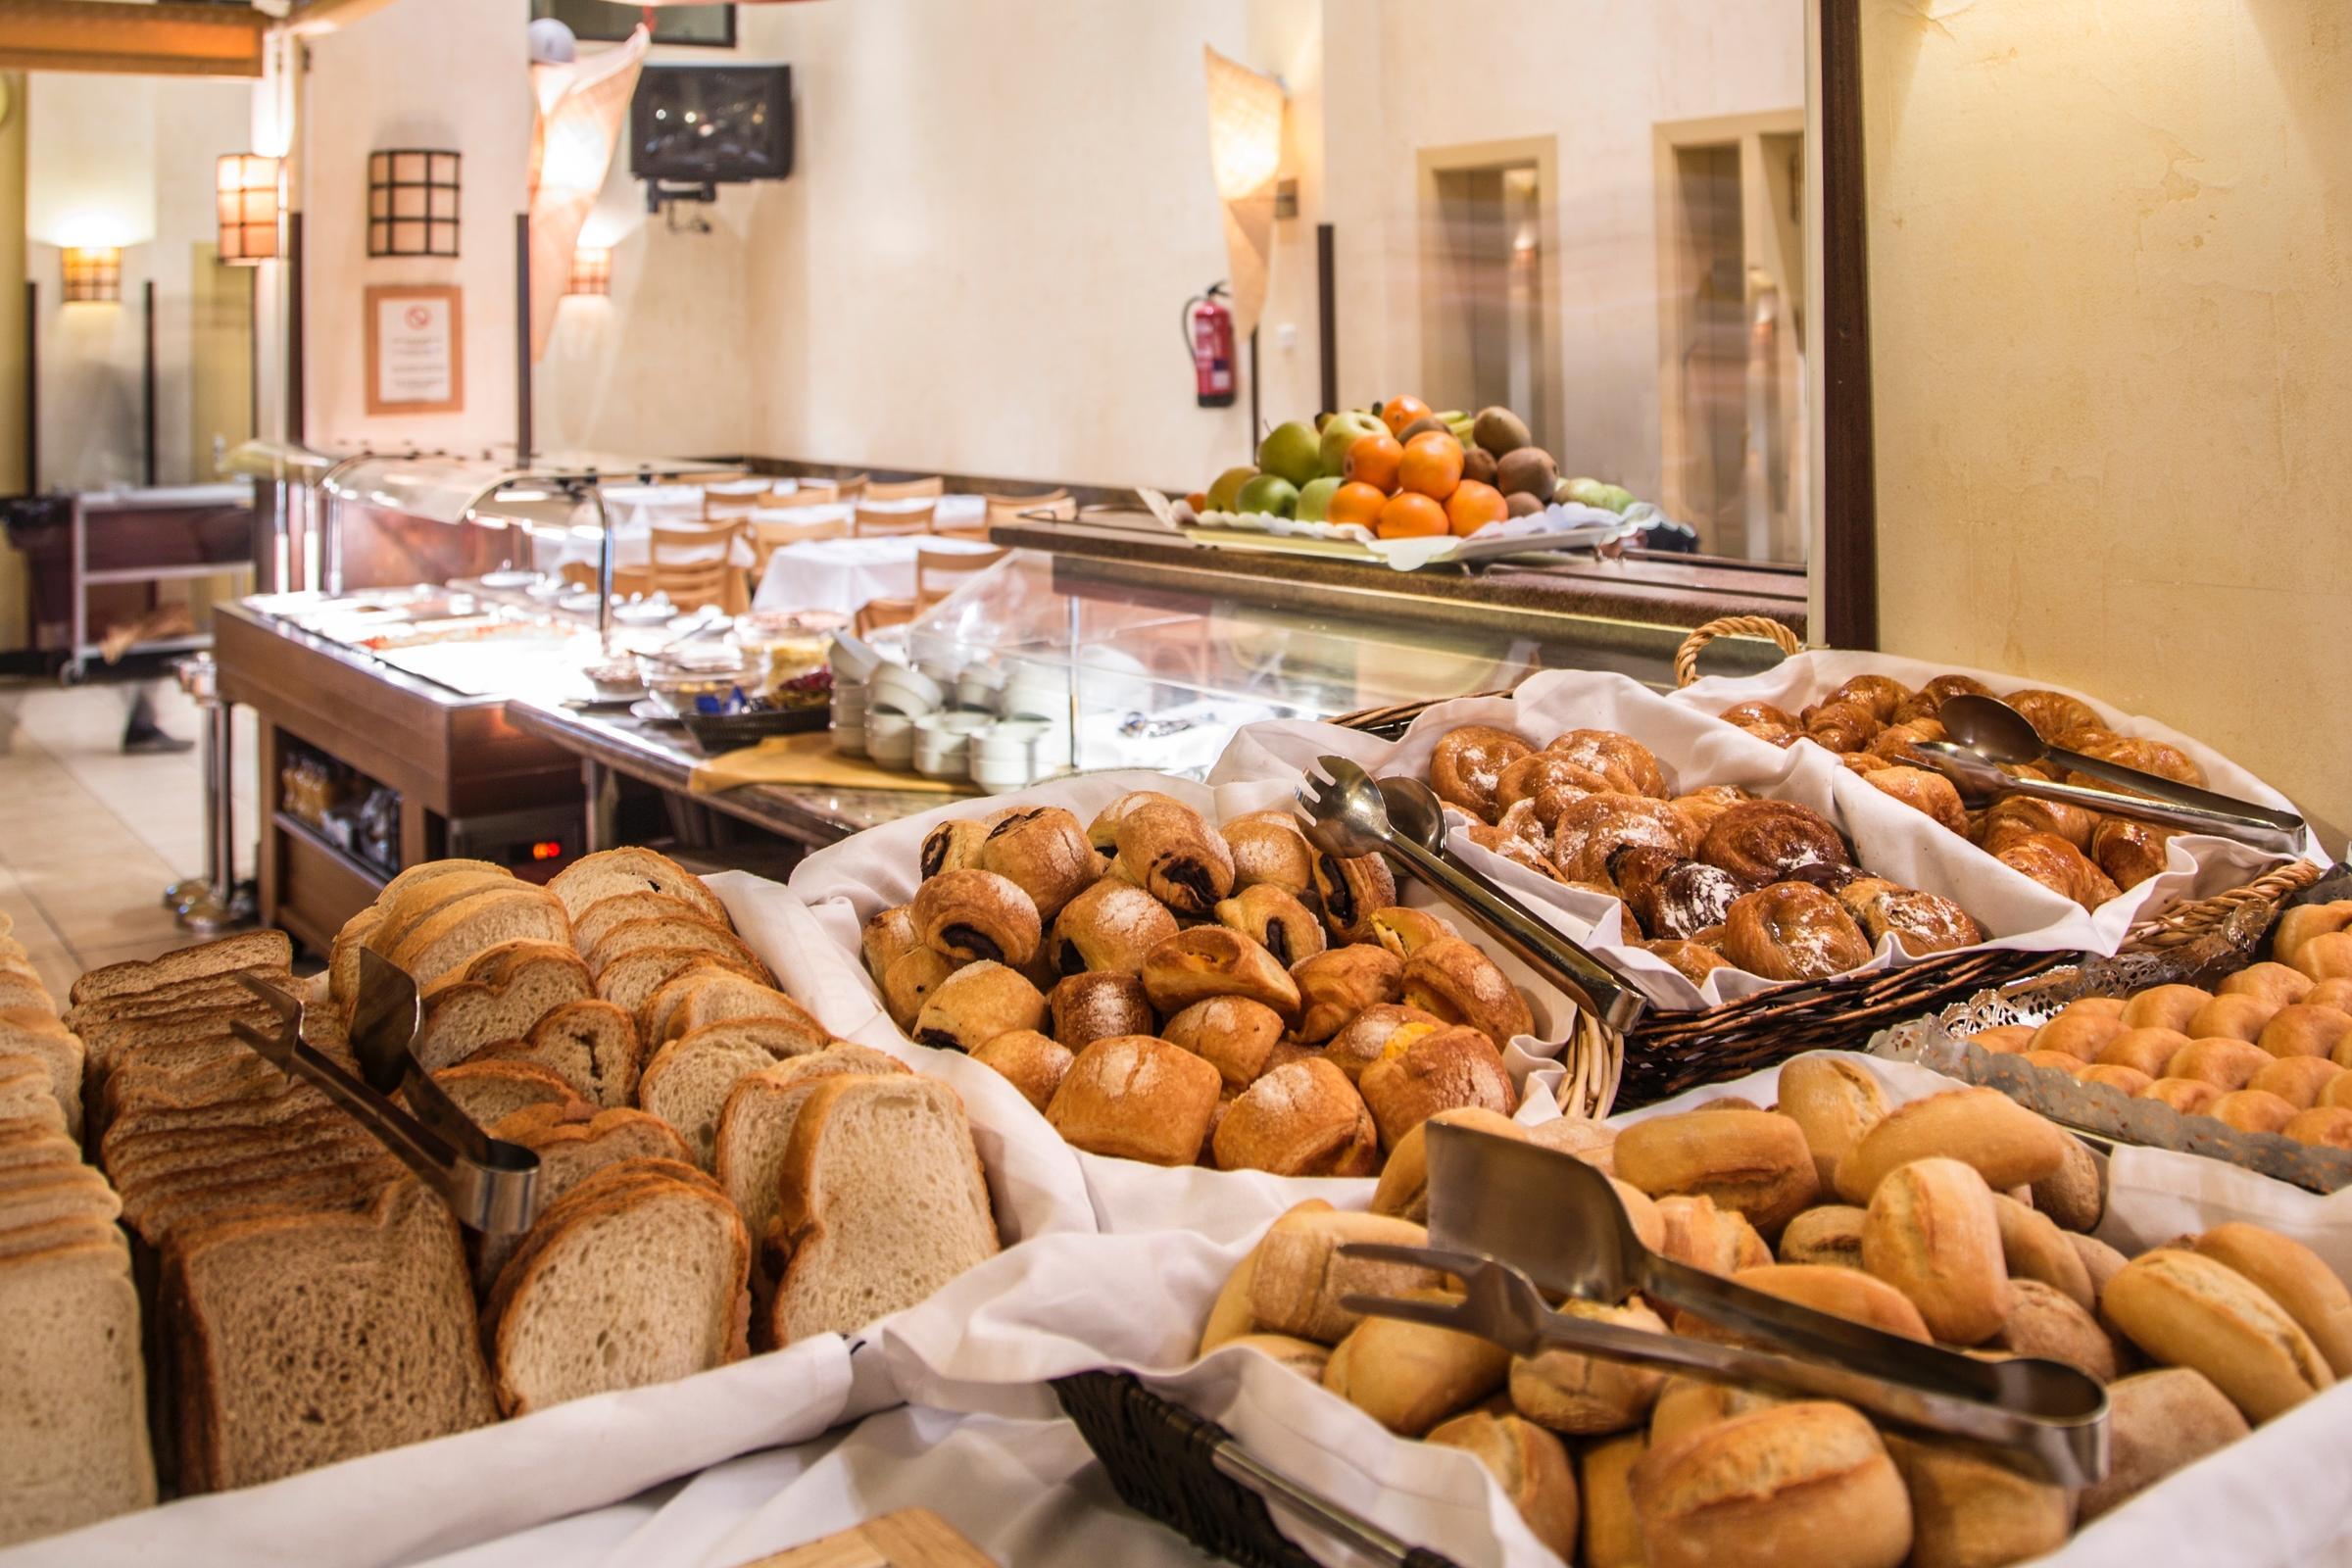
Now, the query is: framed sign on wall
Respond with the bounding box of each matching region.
[365,283,464,416]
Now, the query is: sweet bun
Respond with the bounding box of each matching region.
[1666,784,1753,841]
[1048,877,1178,978]
[2261,1003,2352,1059]
[1212,884,1327,969]
[1720,883,1871,982]
[1400,938,1534,1050]
[1046,1035,1224,1166]
[2121,983,2214,1032]
[2032,1009,2127,1062]
[2004,688,2101,741]
[1357,1023,1516,1150]
[1777,1055,1888,1191]
[1835,1087,2068,1201]
[912,868,1042,966]
[1860,766,1968,835]
[1886,1433,2070,1568]
[918,817,991,878]
[1550,794,1696,886]
[2295,932,2352,982]
[1654,1194,1772,1276]
[1211,1057,1379,1177]
[2186,992,2280,1044]
[976,806,1100,919]
[1611,849,1742,941]
[1365,906,1457,958]
[1719,700,1800,746]
[1429,724,1535,821]
[969,1029,1073,1111]
[2284,1105,2352,1149]
[1993,831,2121,911]
[2076,1368,2251,1523]
[879,947,958,1032]
[2247,1054,2344,1108]
[1643,938,1736,988]
[1047,970,1153,1050]
[1221,814,1318,900]
[1322,1003,1446,1084]
[1289,945,1404,1044]
[1424,1410,1580,1560]
[2212,1088,2299,1135]
[1614,1108,1818,1237]
[2102,1249,2335,1422]
[910,959,1048,1054]
[1508,1298,1670,1435]
[2094,1026,2190,1078]
[1835,877,1983,956]
[1494,751,1610,829]
[2166,1036,2273,1090]
[1141,927,1301,1021]
[1991,1277,2121,1381]
[1543,729,1670,799]
[1861,1156,2011,1345]
[1629,1401,1912,1568]
[1697,800,1852,890]
[2140,1076,2225,1115]
[1113,800,1235,914]
[1310,850,1396,944]
[1162,995,1287,1088]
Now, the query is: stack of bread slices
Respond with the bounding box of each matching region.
[0,912,154,1547]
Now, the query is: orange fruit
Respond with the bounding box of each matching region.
[1185,491,1208,513]
[1380,395,1431,437]
[1327,481,1388,529]
[1397,431,1464,499]
[1344,432,1404,492]
[1445,478,1508,537]
[1376,491,1447,539]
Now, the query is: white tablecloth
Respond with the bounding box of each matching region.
[531,522,755,573]
[752,533,999,616]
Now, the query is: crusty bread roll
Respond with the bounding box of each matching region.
[1508,1298,1670,1435]
[1992,1277,2121,1381]
[1702,1262,1930,1343]
[1357,1023,1516,1152]
[1211,1057,1378,1178]
[1835,1087,2068,1202]
[2120,983,2213,1034]
[1654,1194,1771,1276]
[1990,1193,2093,1309]
[1629,1401,1913,1568]
[1778,1204,1866,1270]
[1885,1433,2070,1568]
[2189,1223,2352,1377]
[1524,1114,1618,1173]
[1217,1332,1330,1380]
[2096,1026,2191,1079]
[2076,1367,2250,1522]
[2068,1231,2131,1299]
[2029,1135,2103,1232]
[1426,1410,1580,1559]
[1323,1289,1508,1435]
[2139,1076,2224,1115]
[1248,1208,1442,1346]
[1045,1035,1222,1167]
[968,1030,1072,1113]
[2102,1249,2335,1422]
[1612,1107,1818,1237]
[1199,1200,1332,1353]
[1647,1376,1786,1448]
[2211,1088,2299,1135]
[1578,1431,1649,1568]
[1370,1105,1524,1222]
[1861,1156,2011,1345]
[1776,1055,1888,1191]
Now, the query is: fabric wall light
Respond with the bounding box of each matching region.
[527,25,649,358]
[62,247,122,303]
[1202,45,1286,345]
[368,149,463,257]
[217,154,281,265]
[565,246,612,296]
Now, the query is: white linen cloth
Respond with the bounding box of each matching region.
[531,520,754,573]
[751,532,998,616]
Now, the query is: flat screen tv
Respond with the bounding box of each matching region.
[630,64,792,186]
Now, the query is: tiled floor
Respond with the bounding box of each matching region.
[0,673,261,1000]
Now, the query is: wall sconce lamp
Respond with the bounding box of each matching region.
[368,149,462,257]
[217,154,281,265]
[62,247,122,303]
[565,246,612,296]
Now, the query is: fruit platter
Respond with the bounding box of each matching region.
[1154,395,1652,569]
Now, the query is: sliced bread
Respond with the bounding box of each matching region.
[459,1000,640,1108]
[68,931,291,1008]
[647,970,828,1052]
[440,938,589,995]
[427,1060,586,1129]
[598,946,763,1029]
[767,1075,1000,1347]
[714,1045,909,1250]
[0,973,51,1011]
[163,1180,496,1493]
[0,1167,122,1230]
[0,1240,155,1546]
[549,848,730,928]
[570,891,727,957]
[412,949,595,1073]
[388,888,571,992]
[638,1023,800,1169]
[583,917,772,985]
[0,1131,80,1174]
[0,1021,82,1141]
[471,1105,691,1291]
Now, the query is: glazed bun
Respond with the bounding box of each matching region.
[1429,724,1535,822]
[1719,883,1871,982]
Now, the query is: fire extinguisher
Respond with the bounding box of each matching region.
[1183,282,1237,408]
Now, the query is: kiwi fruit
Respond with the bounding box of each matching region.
[1472,407,1532,458]
[1494,446,1559,498]
[1503,490,1546,519]
[1462,447,1498,486]
[1396,416,1450,444]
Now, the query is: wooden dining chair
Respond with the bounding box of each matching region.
[558,561,655,598]
[914,544,1009,611]
[865,475,945,502]
[787,479,841,508]
[834,474,872,505]
[650,521,749,612]
[854,501,937,539]
[702,487,765,522]
[759,483,802,509]
[980,488,1075,525]
[751,512,851,576]
[854,596,917,638]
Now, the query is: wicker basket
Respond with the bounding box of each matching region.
[1054,1372,1461,1568]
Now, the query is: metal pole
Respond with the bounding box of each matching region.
[23,281,36,492]
[1316,222,1338,414]
[514,213,533,464]
[141,279,157,486]
[589,481,613,653]
[1247,327,1261,454]
[286,212,306,445]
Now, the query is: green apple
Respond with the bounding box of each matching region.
[1316,411,1385,476]
[1205,466,1257,514]
[1235,473,1299,517]
[1294,476,1343,522]
[1256,419,1325,487]
[1562,476,1613,510]
[1596,483,1639,513]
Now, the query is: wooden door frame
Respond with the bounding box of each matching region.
[1413,135,1563,458]
[1818,0,1876,648]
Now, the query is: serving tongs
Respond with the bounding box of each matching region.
[1915,694,2304,855]
[1295,755,1646,1031]
[1339,1121,2109,1486]
[228,951,542,1235]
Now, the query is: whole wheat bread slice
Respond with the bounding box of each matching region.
[0,1240,155,1546]
[714,1045,909,1250]
[548,848,730,927]
[412,949,594,1073]
[459,1000,639,1108]
[69,931,291,1008]
[427,1061,586,1129]
[646,970,828,1052]
[767,1075,999,1347]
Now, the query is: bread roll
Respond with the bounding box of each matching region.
[2068,1231,2131,1300]
[2212,1088,2299,1135]
[2311,976,2352,1011]
[1834,1088,2067,1202]
[1141,926,1300,1021]
[2275,901,2352,965]
[2120,984,2213,1033]
[1247,1208,1442,1346]
[1777,1055,1888,1191]
[1212,1057,1379,1178]
[1357,1023,1516,1151]
[1885,1434,2070,1568]
[2188,1223,2352,1377]
[1692,1263,1930,1344]
[1654,1194,1771,1276]
[1968,1023,2034,1055]
[2261,1003,2352,1060]
[1629,1401,1913,1568]
[969,1030,1072,1113]
[1778,1204,1866,1270]
[2079,1063,2154,1096]
[1370,1105,1524,1222]
[1288,945,1401,1043]
[2075,1367,2251,1522]
[1425,1410,1579,1559]
[1507,1298,1669,1435]
[1612,1108,1818,1237]
[1321,1003,1444,1085]
[2186,993,2280,1045]
[2028,1009,2124,1062]
[2095,1026,2191,1078]
[2139,1076,2225,1115]
[1862,1156,2012,1345]
[2102,1249,2334,1422]
[2169,1034,2275,1090]
[1045,1036,1222,1167]
[2294,932,2352,982]
[1323,1290,1508,1435]
[1992,1276,2121,1381]
[1216,1333,1330,1380]
[2028,1135,2103,1232]
[1579,1431,1649,1568]
[2284,1105,2352,1149]
[1524,1114,1618,1173]
[1199,1199,1333,1352]
[1990,1193,2093,1309]
[2220,960,2316,1007]
[1647,1377,1786,1447]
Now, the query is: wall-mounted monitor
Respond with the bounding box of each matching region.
[533,0,736,48]
[630,64,793,187]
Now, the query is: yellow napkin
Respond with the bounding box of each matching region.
[688,730,976,797]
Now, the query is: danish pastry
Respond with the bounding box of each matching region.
[1047,970,1155,1050]
[1719,883,1872,981]
[1401,938,1534,1049]
[918,817,992,879]
[1357,1022,1517,1150]
[1368,906,1459,957]
[1465,824,1564,883]
[1550,794,1695,886]
[1113,800,1236,914]
[1609,848,1740,942]
[1993,831,2122,911]
[1162,994,1288,1087]
[1312,850,1397,944]
[2091,817,2177,889]
[1718,700,1800,747]
[1666,784,1752,842]
[912,868,1042,967]
[1141,926,1302,1021]
[1642,939,1736,988]
[1213,884,1328,968]
[1430,724,1536,821]
[1859,765,1968,835]
[1544,729,1669,799]
[1323,1003,1446,1083]
[1800,700,1882,754]
[1696,800,1853,890]
[1836,876,1984,956]
[880,947,958,1032]
[1222,813,1319,900]
[1291,945,1405,1043]
[1048,877,1179,978]
[1822,673,1912,723]
[2005,689,2102,743]
[1211,1057,1380,1177]
[910,959,1048,1053]
[1494,751,1612,829]
[977,806,1101,920]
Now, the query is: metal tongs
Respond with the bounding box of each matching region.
[1295,755,1646,1031]
[1916,694,2304,855]
[1340,1122,2110,1486]
[229,951,542,1234]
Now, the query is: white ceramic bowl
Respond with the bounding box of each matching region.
[828,632,886,684]
[869,662,944,716]
[915,655,967,689]
[865,710,914,763]
[970,757,1033,793]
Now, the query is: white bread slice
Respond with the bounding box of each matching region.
[583,917,772,984]
[0,1082,64,1138]
[648,970,828,1052]
[715,1045,909,1250]
[388,888,571,992]
[598,946,763,1029]
[0,974,51,1012]
[374,858,514,909]
[0,1166,122,1229]
[368,866,517,951]
[768,1075,1000,1347]
[638,1022,804,1168]
[427,1061,586,1129]
[0,1240,155,1545]
[68,931,291,1008]
[163,1180,496,1492]
[443,939,588,994]
[471,1105,690,1291]
[460,1000,639,1108]
[0,1217,129,1265]
[549,847,730,927]
[326,905,383,1009]
[412,949,594,1073]
[571,891,727,957]
[0,1131,79,1174]
[0,1020,82,1141]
